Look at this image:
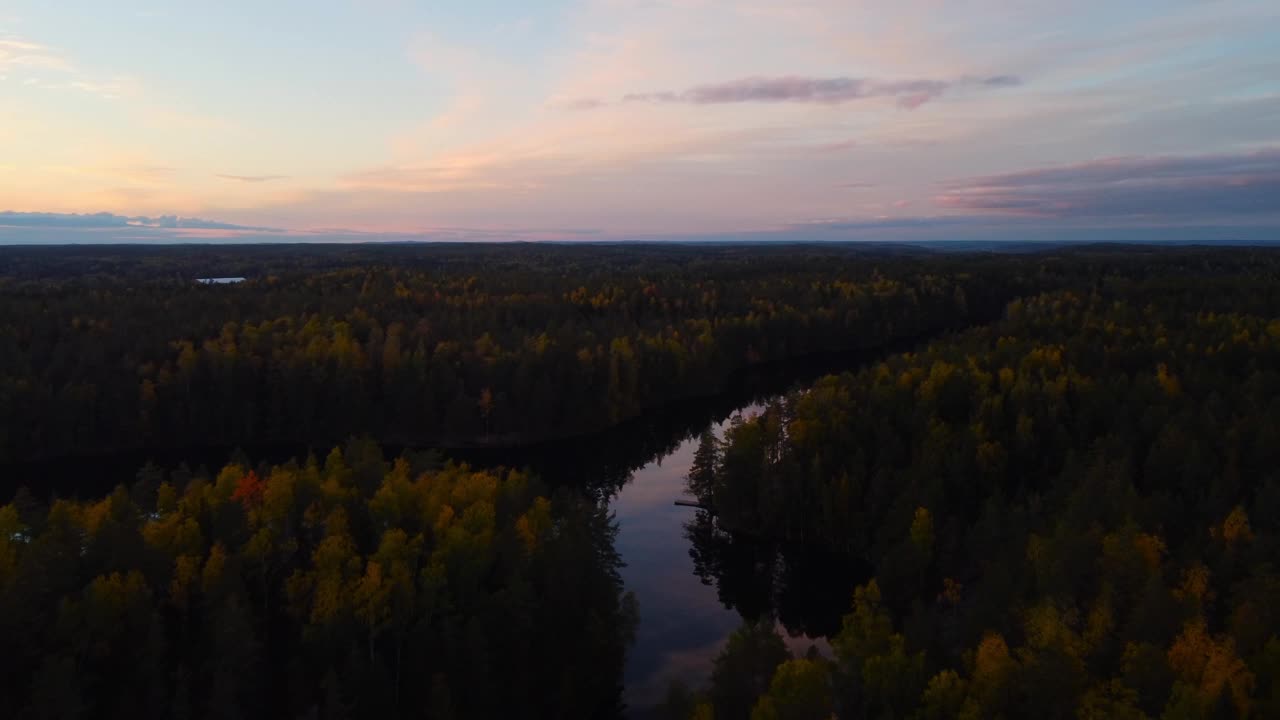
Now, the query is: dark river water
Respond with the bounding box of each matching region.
[463,350,882,714]
[1,347,887,717]
[609,410,852,712]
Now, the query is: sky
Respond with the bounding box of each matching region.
[1,0,1278,244]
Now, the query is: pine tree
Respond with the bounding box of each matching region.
[687,429,720,501]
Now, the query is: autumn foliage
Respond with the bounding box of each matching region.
[676,266,1280,719]
[230,470,265,511]
[0,442,635,718]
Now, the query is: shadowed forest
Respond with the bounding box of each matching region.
[2,243,1279,718]
[0,243,1017,464]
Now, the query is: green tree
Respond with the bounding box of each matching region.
[710,621,791,720]
[750,658,833,720]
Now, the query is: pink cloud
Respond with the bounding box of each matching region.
[935,149,1280,218]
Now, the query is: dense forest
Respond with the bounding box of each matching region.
[677,265,1280,718]
[0,244,1020,465]
[4,243,1280,719]
[0,439,635,718]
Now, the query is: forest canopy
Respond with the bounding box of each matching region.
[678,265,1280,718]
[0,438,636,718]
[4,243,1280,719]
[0,243,1025,465]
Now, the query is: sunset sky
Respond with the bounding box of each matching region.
[1,0,1277,243]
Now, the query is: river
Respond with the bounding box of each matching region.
[0,347,887,717]
[611,408,850,714]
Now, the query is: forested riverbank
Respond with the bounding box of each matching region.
[0,244,1019,465]
[678,261,1280,718]
[4,243,1280,719]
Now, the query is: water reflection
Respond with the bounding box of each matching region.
[612,431,742,709]
[685,512,869,638]
[0,346,893,717]
[611,411,867,715]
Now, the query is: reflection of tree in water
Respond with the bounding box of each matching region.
[684,510,870,639]
[686,510,777,621]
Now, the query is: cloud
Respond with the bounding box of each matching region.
[625,77,945,106]
[0,36,72,72]
[140,215,279,231]
[0,39,45,52]
[0,209,614,244]
[551,96,609,111]
[770,213,1280,245]
[63,77,139,100]
[561,74,1020,110]
[813,139,857,152]
[216,174,289,183]
[0,211,133,228]
[0,211,279,232]
[975,75,1022,88]
[340,164,537,193]
[787,216,982,232]
[936,149,1280,218]
[0,34,139,98]
[291,225,605,242]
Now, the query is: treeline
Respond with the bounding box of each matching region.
[0,244,1022,465]
[6,243,1274,467]
[683,273,1280,717]
[0,439,636,719]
